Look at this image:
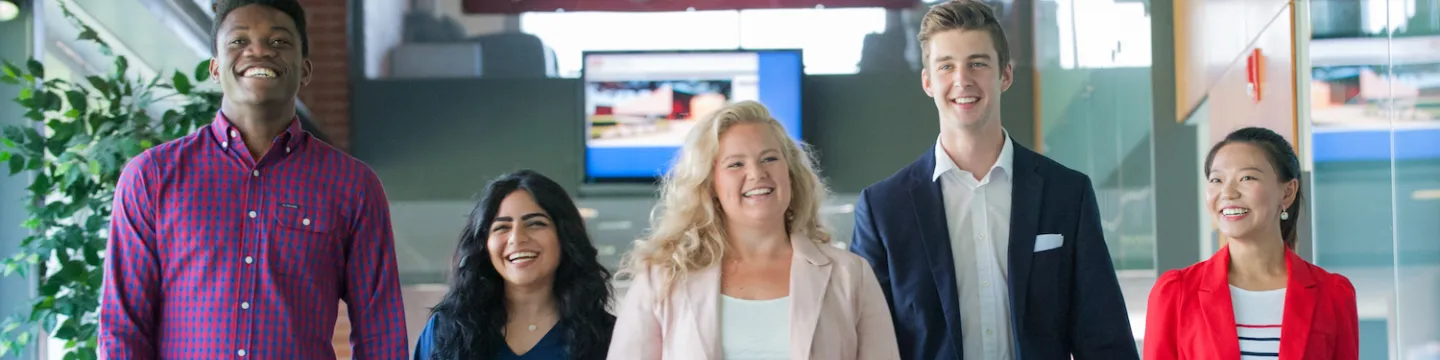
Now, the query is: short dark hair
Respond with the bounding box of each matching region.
[918,0,1010,69]
[1203,127,1304,249]
[211,0,310,57]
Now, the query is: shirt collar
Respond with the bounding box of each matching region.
[932,129,1015,182]
[211,111,305,154]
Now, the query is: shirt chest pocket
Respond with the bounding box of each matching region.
[267,204,342,280]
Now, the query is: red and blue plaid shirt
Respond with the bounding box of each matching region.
[99,113,408,359]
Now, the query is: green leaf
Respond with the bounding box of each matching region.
[7,156,22,175]
[21,218,38,230]
[85,76,110,97]
[18,87,32,101]
[65,109,80,118]
[26,59,44,80]
[13,332,28,347]
[2,61,20,80]
[195,60,212,82]
[114,56,127,78]
[66,90,87,114]
[23,110,43,121]
[172,71,192,95]
[43,91,63,112]
[0,152,7,162]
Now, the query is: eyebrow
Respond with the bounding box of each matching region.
[493,213,550,223]
[720,149,781,162]
[1208,167,1268,175]
[227,26,295,35]
[935,54,992,63]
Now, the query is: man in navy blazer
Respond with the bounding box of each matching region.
[849,1,1139,360]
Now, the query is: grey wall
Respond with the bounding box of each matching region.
[351,72,1041,199]
[0,1,38,358]
[351,71,1039,282]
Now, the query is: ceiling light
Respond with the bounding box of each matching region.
[0,0,19,23]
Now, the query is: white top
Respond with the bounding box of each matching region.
[720,295,791,360]
[933,131,1016,360]
[1231,285,1286,360]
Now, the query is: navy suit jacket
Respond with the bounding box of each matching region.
[849,140,1139,360]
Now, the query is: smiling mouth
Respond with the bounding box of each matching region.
[952,97,979,105]
[743,188,773,198]
[239,67,279,78]
[1221,208,1250,216]
[506,251,538,264]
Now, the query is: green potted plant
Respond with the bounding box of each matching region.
[0,3,219,358]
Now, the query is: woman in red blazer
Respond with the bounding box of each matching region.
[1144,127,1358,360]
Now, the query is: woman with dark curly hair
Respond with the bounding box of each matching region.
[413,170,615,360]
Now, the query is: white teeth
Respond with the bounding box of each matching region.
[954,97,979,104]
[242,68,276,78]
[1221,208,1250,216]
[507,252,538,262]
[743,188,773,197]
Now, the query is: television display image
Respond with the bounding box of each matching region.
[582,50,802,182]
[588,80,735,147]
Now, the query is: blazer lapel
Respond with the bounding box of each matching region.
[1006,145,1043,333]
[789,236,833,359]
[1278,249,1318,360]
[907,158,963,346]
[685,266,723,360]
[1198,248,1242,359]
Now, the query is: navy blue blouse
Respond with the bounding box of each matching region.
[413,314,569,360]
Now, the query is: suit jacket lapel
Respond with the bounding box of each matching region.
[686,266,722,360]
[1278,249,1318,360]
[907,151,964,351]
[789,236,833,359]
[1006,144,1043,335]
[1199,248,1241,359]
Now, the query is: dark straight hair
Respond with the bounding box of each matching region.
[1203,127,1304,248]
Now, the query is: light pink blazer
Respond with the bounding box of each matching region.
[607,234,901,360]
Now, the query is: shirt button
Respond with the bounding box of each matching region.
[221,141,229,148]
[252,170,260,177]
[248,211,257,218]
[986,329,993,336]
[302,218,311,226]
[982,281,990,287]
[978,234,985,241]
[285,147,291,154]
[244,256,254,264]
[241,302,250,309]
[229,130,237,138]
[237,349,246,356]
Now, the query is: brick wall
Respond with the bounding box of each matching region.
[298,0,352,151]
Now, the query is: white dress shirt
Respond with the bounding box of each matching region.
[932,132,1015,360]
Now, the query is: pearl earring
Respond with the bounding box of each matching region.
[1280,210,1290,220]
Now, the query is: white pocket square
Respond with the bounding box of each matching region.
[1034,234,1064,252]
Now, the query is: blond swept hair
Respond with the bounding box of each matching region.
[918,0,1010,68]
[618,100,831,297]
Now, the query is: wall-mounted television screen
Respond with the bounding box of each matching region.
[582,49,803,183]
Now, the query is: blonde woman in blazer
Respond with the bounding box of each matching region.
[607,101,900,360]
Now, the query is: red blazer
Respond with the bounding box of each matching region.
[1143,245,1358,360]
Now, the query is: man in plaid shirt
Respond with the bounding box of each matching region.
[98,0,408,358]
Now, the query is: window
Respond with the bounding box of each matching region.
[1054,0,1151,69]
[520,8,887,77]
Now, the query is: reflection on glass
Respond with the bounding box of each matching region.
[1308,0,1440,358]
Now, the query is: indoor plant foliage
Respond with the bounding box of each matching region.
[0,3,219,358]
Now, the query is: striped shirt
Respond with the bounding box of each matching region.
[1231,285,1285,359]
[99,113,408,359]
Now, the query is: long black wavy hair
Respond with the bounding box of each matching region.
[428,170,615,359]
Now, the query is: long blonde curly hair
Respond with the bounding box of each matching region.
[618,100,831,297]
